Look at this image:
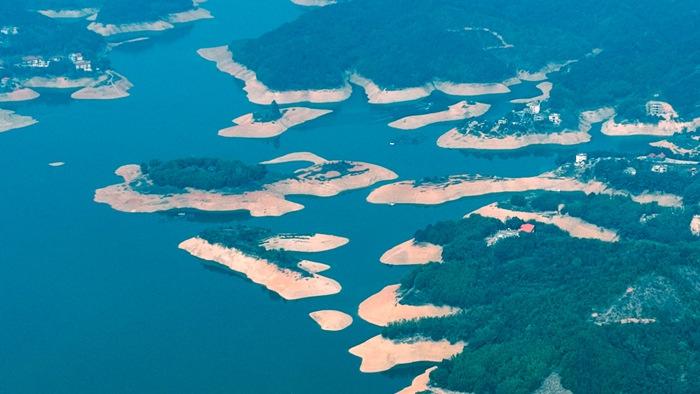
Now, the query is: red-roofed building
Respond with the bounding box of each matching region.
[519,223,535,233]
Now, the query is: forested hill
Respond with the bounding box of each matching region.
[231,0,699,118]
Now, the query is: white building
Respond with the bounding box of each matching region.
[1,26,18,35]
[575,153,588,167]
[22,56,50,68]
[548,113,562,126]
[651,164,668,173]
[645,101,677,120]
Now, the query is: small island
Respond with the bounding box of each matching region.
[0,108,38,133]
[219,102,332,138]
[309,310,353,331]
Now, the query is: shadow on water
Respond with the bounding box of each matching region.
[198,260,289,303]
[159,208,252,223]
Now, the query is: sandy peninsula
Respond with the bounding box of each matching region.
[691,215,700,236]
[397,367,437,394]
[380,239,443,265]
[291,0,337,6]
[349,335,465,373]
[517,60,577,82]
[388,102,490,130]
[510,81,552,104]
[179,237,340,300]
[297,260,331,273]
[469,203,619,242]
[436,107,614,150]
[87,7,213,36]
[95,152,397,216]
[309,310,353,331]
[219,107,332,138]
[261,233,349,252]
[649,140,695,156]
[358,284,460,327]
[0,88,40,102]
[260,151,327,165]
[0,109,38,133]
[38,8,98,19]
[23,76,94,89]
[71,71,133,100]
[602,117,700,137]
[198,46,352,105]
[48,161,65,167]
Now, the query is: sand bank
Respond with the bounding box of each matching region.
[380,239,443,265]
[631,193,683,208]
[260,151,327,165]
[291,0,337,6]
[219,107,332,138]
[71,71,133,100]
[470,203,619,242]
[388,102,490,130]
[691,216,700,236]
[517,60,576,82]
[358,284,460,327]
[38,8,97,18]
[298,260,330,273]
[349,335,465,373]
[179,238,340,300]
[261,233,349,252]
[0,88,40,102]
[88,7,212,36]
[437,107,614,150]
[0,109,38,133]
[48,162,65,167]
[96,153,396,216]
[309,310,353,331]
[198,46,352,105]
[510,81,552,104]
[24,76,94,89]
[602,117,700,137]
[650,140,695,156]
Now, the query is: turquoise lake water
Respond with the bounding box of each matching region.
[0,1,657,392]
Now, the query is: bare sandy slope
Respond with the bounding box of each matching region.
[23,76,94,89]
[650,140,695,156]
[261,233,349,252]
[309,310,353,331]
[0,88,40,102]
[388,102,490,130]
[358,284,460,327]
[297,260,330,273]
[0,109,38,133]
[291,0,336,6]
[510,81,552,104]
[380,239,443,265]
[470,203,619,242]
[179,237,340,300]
[349,335,465,373]
[437,107,614,150]
[602,117,700,137]
[87,8,212,36]
[219,107,332,138]
[397,367,437,394]
[691,215,700,236]
[71,71,133,100]
[38,8,97,18]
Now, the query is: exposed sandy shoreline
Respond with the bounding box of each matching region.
[309,310,353,331]
[470,203,619,242]
[691,215,700,236]
[179,237,341,300]
[358,284,460,327]
[24,76,95,89]
[71,71,133,100]
[510,81,552,104]
[219,107,332,138]
[349,335,465,373]
[436,107,614,150]
[602,116,700,137]
[388,102,490,130]
[650,140,695,156]
[198,46,352,105]
[38,8,98,18]
[397,367,437,394]
[88,8,213,36]
[367,171,681,208]
[0,109,38,133]
[291,0,337,6]
[380,239,443,265]
[95,153,396,216]
[261,233,349,252]
[297,260,330,273]
[0,88,40,102]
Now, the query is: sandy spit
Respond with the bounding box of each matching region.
[179,237,340,300]
[23,76,94,89]
[349,335,465,373]
[470,203,619,242]
[388,102,490,130]
[0,88,40,102]
[297,260,331,273]
[291,0,337,6]
[38,8,98,18]
[198,46,352,105]
[510,81,552,104]
[260,151,328,165]
[71,71,133,100]
[87,7,212,36]
[358,284,460,327]
[650,140,695,156]
[309,310,353,331]
[602,117,700,137]
[397,367,437,394]
[0,109,38,133]
[261,233,349,252]
[380,239,443,265]
[219,107,332,138]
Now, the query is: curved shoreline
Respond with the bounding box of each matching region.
[179,237,340,300]
[602,117,700,137]
[309,310,353,331]
[71,71,133,100]
[261,233,349,252]
[358,284,460,327]
[388,101,490,130]
[0,88,40,102]
[219,107,332,138]
[397,367,438,394]
[349,335,465,373]
[0,109,38,133]
[87,8,213,36]
[380,239,443,265]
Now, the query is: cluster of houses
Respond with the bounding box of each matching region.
[486,223,536,246]
[645,100,678,121]
[1,25,18,35]
[463,99,563,137]
[20,53,93,72]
